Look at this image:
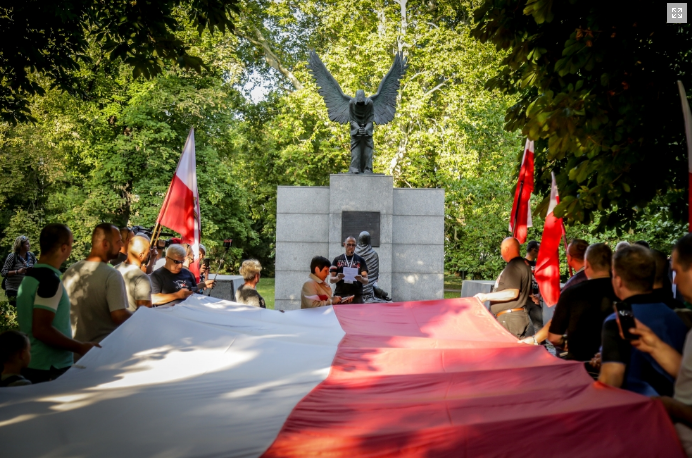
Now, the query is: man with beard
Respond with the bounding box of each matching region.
[63,223,131,346]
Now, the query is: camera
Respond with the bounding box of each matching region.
[223,239,233,248]
[156,239,173,249]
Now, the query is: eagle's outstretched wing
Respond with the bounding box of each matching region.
[307,51,352,124]
[370,52,408,125]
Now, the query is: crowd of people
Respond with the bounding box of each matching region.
[0,223,219,386]
[6,222,692,453]
[0,225,374,388]
[474,234,692,455]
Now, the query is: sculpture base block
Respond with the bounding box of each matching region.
[275,175,444,310]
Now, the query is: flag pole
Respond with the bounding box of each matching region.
[561,222,573,277]
[512,179,524,239]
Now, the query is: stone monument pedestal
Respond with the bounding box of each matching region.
[275,174,444,310]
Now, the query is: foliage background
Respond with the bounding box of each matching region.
[0,0,688,286]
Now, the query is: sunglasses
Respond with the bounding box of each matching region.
[167,256,185,265]
[345,243,356,247]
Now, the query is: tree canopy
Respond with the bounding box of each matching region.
[472,0,692,232]
[0,0,239,124]
[0,0,688,282]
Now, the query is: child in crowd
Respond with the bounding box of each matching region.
[0,330,32,387]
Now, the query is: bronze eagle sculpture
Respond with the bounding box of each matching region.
[307,51,408,174]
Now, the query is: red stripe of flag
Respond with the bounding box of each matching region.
[535,172,564,307]
[509,140,534,243]
[677,81,692,232]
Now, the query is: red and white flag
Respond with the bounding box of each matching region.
[509,139,534,243]
[535,172,565,307]
[3,297,683,457]
[156,128,201,278]
[677,80,692,232]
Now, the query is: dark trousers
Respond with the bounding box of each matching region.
[22,366,70,384]
[6,290,17,307]
[526,303,543,336]
[497,310,531,338]
[350,295,363,305]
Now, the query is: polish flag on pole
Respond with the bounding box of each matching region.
[677,81,692,232]
[156,128,201,278]
[534,172,565,307]
[509,139,534,243]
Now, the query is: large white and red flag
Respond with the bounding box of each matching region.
[535,172,565,307]
[677,80,692,232]
[509,139,534,243]
[156,128,201,278]
[1,296,682,457]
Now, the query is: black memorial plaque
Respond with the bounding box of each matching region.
[341,211,381,247]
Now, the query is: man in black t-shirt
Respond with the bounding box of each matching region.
[548,243,616,361]
[150,244,215,306]
[330,236,368,304]
[475,237,532,338]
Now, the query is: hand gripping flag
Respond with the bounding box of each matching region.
[677,81,692,232]
[509,139,534,243]
[156,128,201,278]
[535,172,565,307]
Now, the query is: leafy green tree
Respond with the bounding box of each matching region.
[472,0,692,231]
[0,0,239,124]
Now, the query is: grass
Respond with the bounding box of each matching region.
[257,277,275,309]
[444,274,462,299]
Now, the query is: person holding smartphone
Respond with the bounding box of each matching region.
[598,245,687,396]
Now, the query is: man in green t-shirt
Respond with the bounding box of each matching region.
[17,223,100,384]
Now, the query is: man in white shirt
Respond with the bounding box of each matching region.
[115,235,152,311]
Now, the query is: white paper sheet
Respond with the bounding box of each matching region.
[342,267,357,284]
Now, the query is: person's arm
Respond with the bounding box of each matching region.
[132,276,152,309]
[301,282,340,308]
[355,271,368,285]
[629,318,682,378]
[476,262,521,303]
[108,272,132,325]
[329,264,344,284]
[599,362,626,388]
[598,318,631,388]
[1,253,15,277]
[32,309,97,355]
[110,309,131,325]
[520,320,552,344]
[152,289,193,305]
[547,296,570,347]
[660,396,692,428]
[145,247,159,275]
[475,289,519,303]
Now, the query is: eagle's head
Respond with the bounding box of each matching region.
[355,89,366,104]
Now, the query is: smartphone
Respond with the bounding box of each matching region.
[344,295,355,303]
[203,258,211,268]
[614,302,637,340]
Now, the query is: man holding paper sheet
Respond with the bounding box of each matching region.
[330,236,368,304]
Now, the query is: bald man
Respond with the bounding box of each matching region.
[115,235,153,311]
[63,223,131,345]
[475,237,533,338]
